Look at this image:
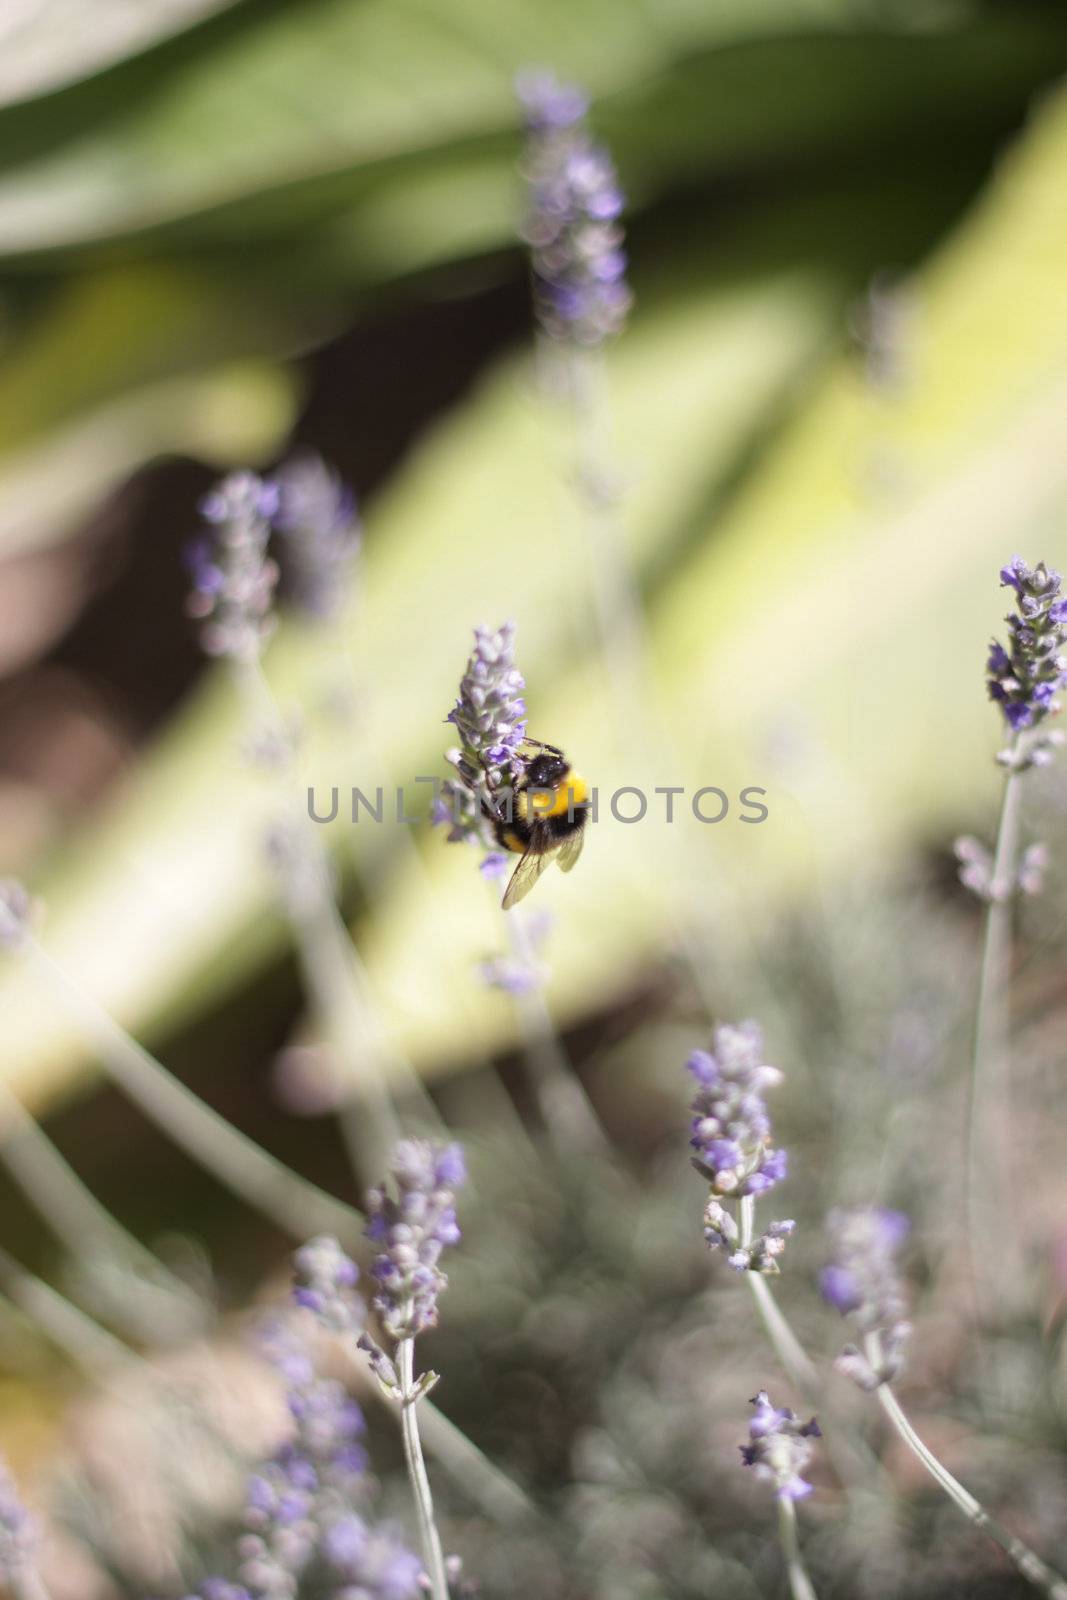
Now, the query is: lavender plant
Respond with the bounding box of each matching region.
[964,556,1067,1328]
[438,623,606,1153]
[435,621,527,856]
[188,465,443,1177]
[0,1455,49,1600]
[186,472,281,661]
[686,1022,811,1378]
[740,1393,821,1600]
[298,1142,467,1600]
[822,1207,1067,1598]
[517,71,631,349]
[185,1292,423,1600]
[272,452,362,620]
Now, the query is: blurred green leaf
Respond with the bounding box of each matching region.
[0,6,1061,259]
[0,0,242,110]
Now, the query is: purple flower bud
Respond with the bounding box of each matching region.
[364,1139,466,1343]
[739,1391,820,1501]
[987,556,1067,760]
[518,71,632,346]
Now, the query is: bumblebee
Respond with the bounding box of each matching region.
[486,740,589,909]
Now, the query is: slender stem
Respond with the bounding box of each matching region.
[503,906,608,1156]
[739,1196,820,1394]
[776,1493,819,1600]
[21,935,362,1246]
[0,1074,205,1339]
[398,1338,450,1600]
[237,657,443,1174]
[415,1397,539,1529]
[966,744,1025,1323]
[738,1196,891,1505]
[0,1246,134,1388]
[870,1344,1067,1599]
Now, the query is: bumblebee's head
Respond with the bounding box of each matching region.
[523,752,569,788]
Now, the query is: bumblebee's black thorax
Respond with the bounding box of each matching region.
[490,752,590,855]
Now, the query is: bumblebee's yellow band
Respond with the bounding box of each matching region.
[516,774,588,821]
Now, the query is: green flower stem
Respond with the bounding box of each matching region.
[236,656,445,1176]
[0,1244,135,1389]
[398,1337,450,1600]
[0,1073,205,1339]
[502,903,608,1156]
[21,934,361,1246]
[966,739,1025,1327]
[739,1196,820,1394]
[414,1397,540,1529]
[867,1337,1067,1599]
[738,1196,890,1506]
[777,1492,819,1600]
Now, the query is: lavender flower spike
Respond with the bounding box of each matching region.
[687,1021,794,1273]
[186,470,281,660]
[821,1207,912,1390]
[273,451,362,620]
[987,555,1067,767]
[366,1140,466,1343]
[518,69,632,347]
[740,1391,821,1501]
[0,879,32,950]
[292,1234,364,1335]
[0,1454,41,1591]
[437,622,528,850]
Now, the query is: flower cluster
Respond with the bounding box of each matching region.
[236,1313,371,1597]
[365,1141,466,1343]
[686,1022,794,1273]
[292,1234,364,1336]
[186,470,281,660]
[821,1207,912,1390]
[517,70,631,347]
[477,907,554,995]
[739,1391,821,1501]
[987,556,1067,763]
[0,879,32,950]
[187,457,361,660]
[436,622,528,851]
[273,452,362,620]
[953,835,1049,902]
[0,1455,40,1589]
[187,1296,424,1600]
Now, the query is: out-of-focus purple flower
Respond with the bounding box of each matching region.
[987,557,1067,766]
[272,452,362,620]
[955,835,1051,902]
[438,622,528,850]
[0,879,32,950]
[0,1455,40,1587]
[688,1023,785,1198]
[321,1514,423,1598]
[687,1023,794,1273]
[739,1391,821,1501]
[292,1235,364,1335]
[821,1207,912,1389]
[365,1140,466,1342]
[518,70,632,347]
[478,909,554,995]
[187,470,280,660]
[233,1312,369,1596]
[185,1582,252,1600]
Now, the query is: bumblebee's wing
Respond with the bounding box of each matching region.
[555,828,585,873]
[502,843,554,909]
